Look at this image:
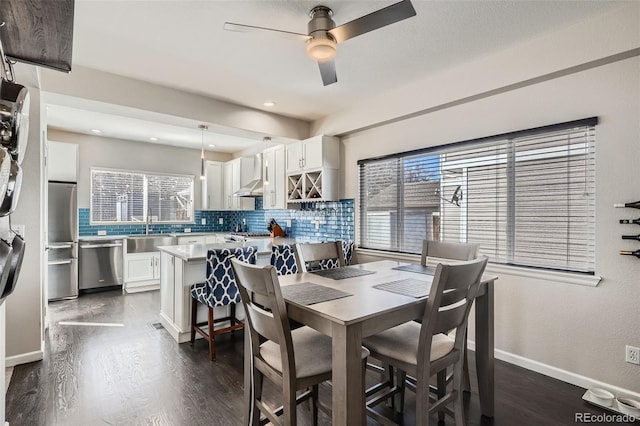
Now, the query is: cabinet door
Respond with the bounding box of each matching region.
[160,253,175,320]
[238,157,255,211]
[206,161,224,210]
[286,142,303,174]
[223,162,234,210]
[153,253,161,279]
[273,146,287,209]
[303,138,324,170]
[231,160,242,210]
[124,253,155,282]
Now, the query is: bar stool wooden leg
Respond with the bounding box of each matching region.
[208,307,216,361]
[190,298,197,345]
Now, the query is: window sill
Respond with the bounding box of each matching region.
[355,248,602,287]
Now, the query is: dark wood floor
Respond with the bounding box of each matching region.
[6,290,612,425]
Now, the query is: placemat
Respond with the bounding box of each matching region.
[281,282,353,306]
[392,264,436,275]
[310,266,376,280]
[373,278,431,298]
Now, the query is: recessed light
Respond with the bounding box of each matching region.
[91,129,101,133]
[263,100,276,107]
[149,137,158,141]
[208,144,216,148]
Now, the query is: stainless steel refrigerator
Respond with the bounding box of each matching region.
[47,181,78,300]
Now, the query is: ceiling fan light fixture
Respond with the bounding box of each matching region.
[306,36,336,61]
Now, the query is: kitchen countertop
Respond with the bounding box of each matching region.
[78,232,228,241]
[159,237,299,261]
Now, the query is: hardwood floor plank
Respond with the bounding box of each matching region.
[5,290,614,426]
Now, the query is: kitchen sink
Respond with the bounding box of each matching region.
[126,235,176,253]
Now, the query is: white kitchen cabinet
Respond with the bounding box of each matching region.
[177,235,206,245]
[124,252,161,292]
[201,161,224,210]
[285,135,339,174]
[223,157,255,211]
[263,145,287,210]
[47,141,78,182]
[286,135,340,202]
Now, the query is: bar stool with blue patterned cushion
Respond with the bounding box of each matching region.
[342,240,356,265]
[270,244,299,276]
[190,246,257,361]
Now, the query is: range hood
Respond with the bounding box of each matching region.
[234,152,263,197]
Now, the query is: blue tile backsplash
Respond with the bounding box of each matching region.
[78,198,355,242]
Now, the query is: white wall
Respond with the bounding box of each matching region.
[47,129,232,209]
[332,4,640,394]
[5,86,45,363]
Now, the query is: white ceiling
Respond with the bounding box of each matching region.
[46,0,623,151]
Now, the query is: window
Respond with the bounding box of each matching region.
[358,118,596,274]
[91,168,194,224]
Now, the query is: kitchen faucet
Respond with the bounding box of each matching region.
[146,207,152,235]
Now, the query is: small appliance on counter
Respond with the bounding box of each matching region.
[267,218,285,238]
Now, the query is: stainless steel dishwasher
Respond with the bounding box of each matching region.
[79,239,124,292]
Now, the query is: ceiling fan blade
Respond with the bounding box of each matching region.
[318,60,337,86]
[328,0,416,43]
[223,22,311,42]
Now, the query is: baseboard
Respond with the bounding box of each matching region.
[467,340,640,400]
[5,350,43,368]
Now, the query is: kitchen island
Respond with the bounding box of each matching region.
[158,238,297,343]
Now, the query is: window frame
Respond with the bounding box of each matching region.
[357,117,597,275]
[90,167,195,225]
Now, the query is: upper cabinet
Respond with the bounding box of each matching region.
[286,135,340,174]
[263,145,287,210]
[201,160,224,210]
[285,135,340,202]
[47,141,78,182]
[223,157,255,211]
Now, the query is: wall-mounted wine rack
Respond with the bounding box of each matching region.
[617,201,640,259]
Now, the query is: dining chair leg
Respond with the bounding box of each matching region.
[190,298,197,345]
[453,360,465,426]
[312,384,319,426]
[395,369,406,417]
[252,368,263,426]
[384,363,395,409]
[462,342,471,392]
[208,307,216,361]
[437,369,447,422]
[283,383,297,426]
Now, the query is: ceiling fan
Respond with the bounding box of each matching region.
[223,0,416,86]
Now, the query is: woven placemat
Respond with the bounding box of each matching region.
[310,266,376,280]
[373,278,431,298]
[281,282,353,306]
[392,264,436,275]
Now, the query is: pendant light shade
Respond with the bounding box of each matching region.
[263,137,271,186]
[199,124,208,180]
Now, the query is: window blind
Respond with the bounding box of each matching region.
[91,169,194,224]
[358,118,596,273]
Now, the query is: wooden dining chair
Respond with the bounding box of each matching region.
[363,257,488,426]
[230,259,370,425]
[421,240,479,265]
[294,241,345,273]
[189,246,256,361]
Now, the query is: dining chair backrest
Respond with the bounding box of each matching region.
[205,246,257,307]
[295,241,345,273]
[230,259,296,376]
[417,257,488,368]
[420,240,479,266]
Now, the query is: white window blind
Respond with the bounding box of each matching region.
[359,118,596,274]
[91,169,194,224]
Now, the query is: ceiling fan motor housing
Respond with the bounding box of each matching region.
[307,6,337,61]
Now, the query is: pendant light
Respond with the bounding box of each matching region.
[198,124,208,180]
[263,137,271,186]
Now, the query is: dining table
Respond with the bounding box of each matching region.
[243,259,497,425]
